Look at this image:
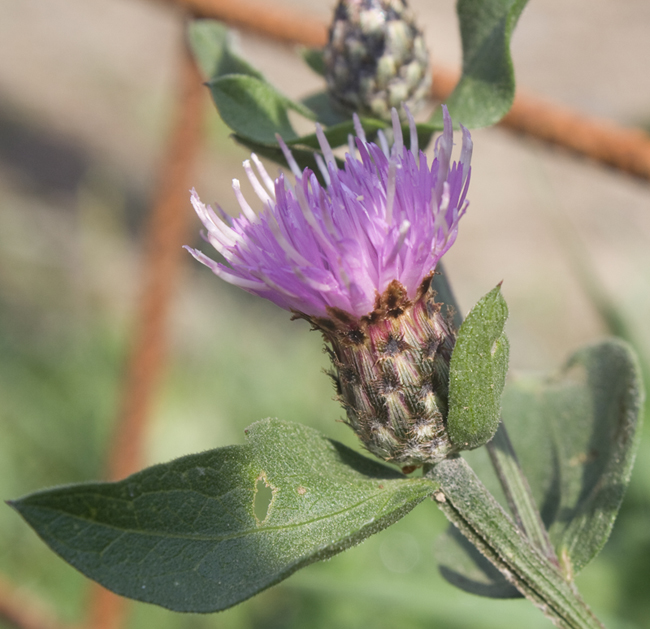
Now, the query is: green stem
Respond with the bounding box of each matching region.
[487,422,559,565]
[425,457,605,629]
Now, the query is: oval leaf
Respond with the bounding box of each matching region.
[430,0,529,129]
[208,75,316,145]
[447,285,510,450]
[10,419,435,613]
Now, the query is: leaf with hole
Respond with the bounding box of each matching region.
[11,419,435,613]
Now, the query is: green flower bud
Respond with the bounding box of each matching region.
[324,0,431,120]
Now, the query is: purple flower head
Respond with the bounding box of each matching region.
[186,105,472,320]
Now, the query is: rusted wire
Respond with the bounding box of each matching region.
[106,46,204,483]
[502,89,650,178]
[166,0,650,180]
[84,44,204,629]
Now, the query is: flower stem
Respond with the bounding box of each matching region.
[487,422,559,565]
[425,457,605,629]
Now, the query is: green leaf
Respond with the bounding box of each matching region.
[189,20,328,147]
[188,19,265,81]
[11,419,434,613]
[447,285,510,450]
[430,0,529,129]
[503,339,644,576]
[300,47,326,77]
[208,75,316,145]
[300,91,351,127]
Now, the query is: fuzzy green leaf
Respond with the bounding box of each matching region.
[429,0,528,129]
[503,339,644,576]
[10,419,434,613]
[447,285,510,450]
[300,91,351,127]
[208,75,316,145]
[428,457,604,628]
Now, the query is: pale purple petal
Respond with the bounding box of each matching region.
[187,106,472,319]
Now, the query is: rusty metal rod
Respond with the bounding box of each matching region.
[85,44,204,629]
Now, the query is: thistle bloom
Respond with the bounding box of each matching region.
[187,106,473,466]
[186,106,471,322]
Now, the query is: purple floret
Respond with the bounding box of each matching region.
[185,105,472,319]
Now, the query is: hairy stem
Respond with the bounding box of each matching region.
[426,457,605,629]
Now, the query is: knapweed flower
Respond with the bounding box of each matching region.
[324,0,431,120]
[187,106,472,467]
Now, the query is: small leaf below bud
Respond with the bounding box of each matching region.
[447,285,509,450]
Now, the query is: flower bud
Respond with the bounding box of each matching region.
[309,276,457,467]
[324,0,431,120]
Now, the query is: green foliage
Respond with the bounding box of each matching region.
[12,419,435,613]
[189,0,530,165]
[428,0,529,130]
[189,20,385,156]
[207,75,315,145]
[506,340,644,575]
[300,91,350,127]
[436,340,644,596]
[447,285,510,450]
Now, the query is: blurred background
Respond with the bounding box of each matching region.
[1,0,650,628]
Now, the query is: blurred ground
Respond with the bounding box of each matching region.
[0,1,649,628]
